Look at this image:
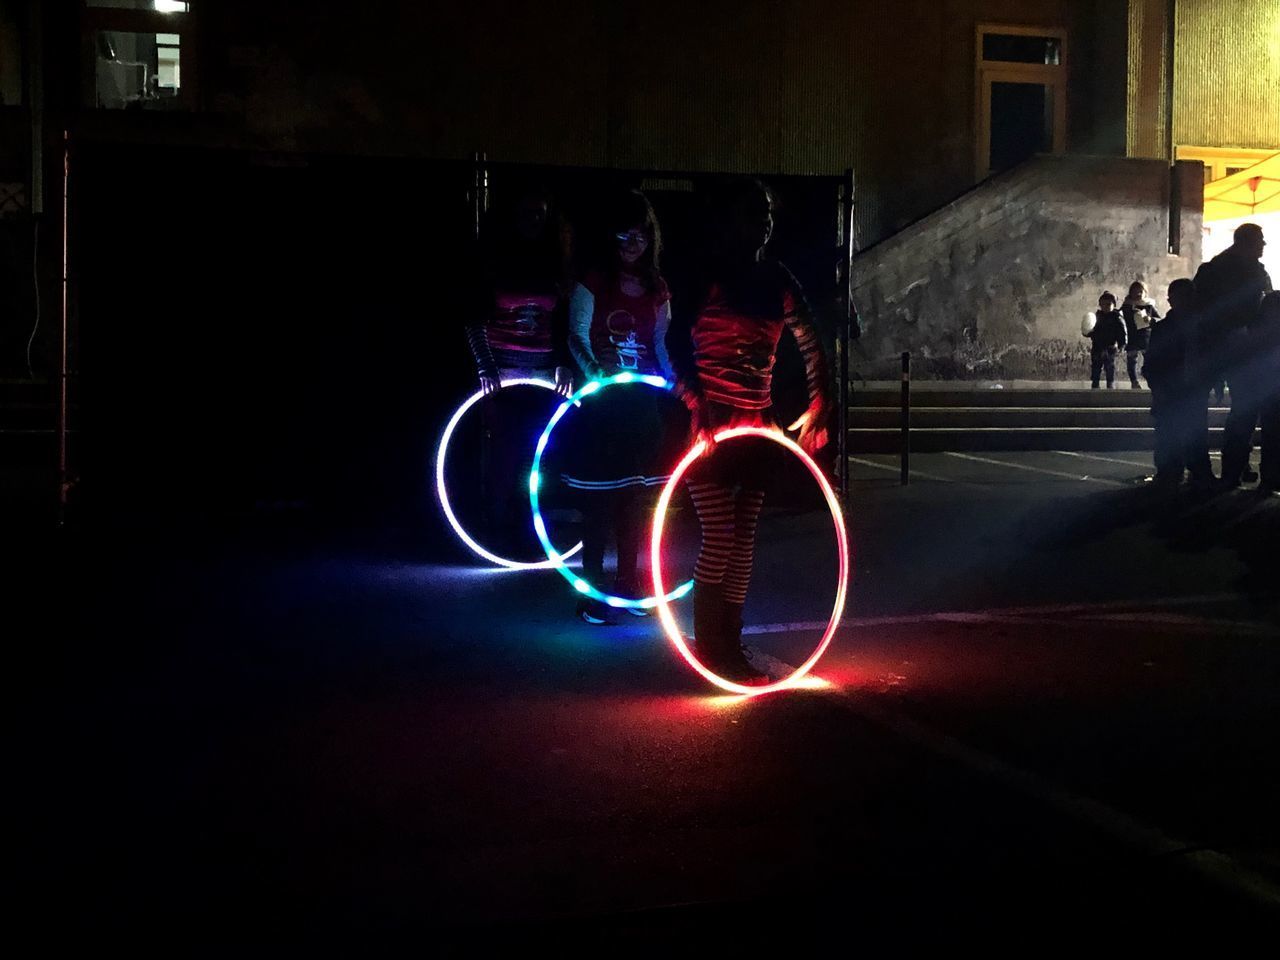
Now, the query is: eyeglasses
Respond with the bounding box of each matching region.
[615,231,649,245]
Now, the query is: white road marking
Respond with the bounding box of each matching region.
[751,599,1280,910]
[826,690,1280,910]
[847,455,954,483]
[743,593,1243,635]
[942,451,1126,485]
[1050,450,1151,470]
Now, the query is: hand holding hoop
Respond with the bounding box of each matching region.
[788,403,829,454]
[553,366,574,397]
[682,390,719,456]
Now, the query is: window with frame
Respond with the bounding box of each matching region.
[974,24,1068,180]
[84,1,193,110]
[1175,145,1279,184]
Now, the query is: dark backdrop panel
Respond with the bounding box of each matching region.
[74,144,472,527]
[72,148,840,530]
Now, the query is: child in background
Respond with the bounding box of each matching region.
[1122,280,1161,389]
[1084,291,1127,388]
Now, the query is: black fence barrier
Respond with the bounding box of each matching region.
[67,141,855,530]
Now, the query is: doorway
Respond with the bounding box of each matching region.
[975,25,1067,179]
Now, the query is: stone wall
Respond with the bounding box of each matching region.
[849,155,1204,380]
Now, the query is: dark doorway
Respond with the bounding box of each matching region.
[989,81,1053,173]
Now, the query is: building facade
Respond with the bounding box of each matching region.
[0,0,1277,377]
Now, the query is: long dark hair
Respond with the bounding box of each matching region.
[599,189,663,293]
[479,182,572,295]
[706,177,773,259]
[667,178,787,382]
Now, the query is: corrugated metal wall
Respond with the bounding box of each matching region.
[1127,0,1170,158]
[1129,0,1280,157]
[1174,0,1280,150]
[568,0,1102,244]
[122,0,1116,246]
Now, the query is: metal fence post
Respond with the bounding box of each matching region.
[837,168,854,505]
[900,351,910,486]
[58,131,70,524]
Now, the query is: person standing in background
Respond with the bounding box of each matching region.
[1229,291,1280,495]
[1143,278,1213,490]
[1084,292,1127,389]
[1194,223,1273,488]
[1122,281,1160,389]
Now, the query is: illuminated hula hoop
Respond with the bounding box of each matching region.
[435,377,583,570]
[529,372,694,609]
[650,426,850,695]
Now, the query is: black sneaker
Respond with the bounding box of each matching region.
[576,598,612,625]
[1242,468,1260,483]
[720,648,773,686]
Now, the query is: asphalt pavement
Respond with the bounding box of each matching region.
[14,450,1280,948]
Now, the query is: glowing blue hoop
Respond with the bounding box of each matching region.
[529,372,694,609]
[435,378,584,570]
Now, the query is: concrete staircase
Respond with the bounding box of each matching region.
[847,382,1232,453]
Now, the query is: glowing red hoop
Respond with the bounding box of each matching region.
[650,427,850,695]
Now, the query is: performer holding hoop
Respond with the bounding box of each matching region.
[670,178,832,685]
[562,190,681,624]
[463,186,575,551]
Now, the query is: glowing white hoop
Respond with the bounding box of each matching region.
[650,427,850,695]
[435,378,583,570]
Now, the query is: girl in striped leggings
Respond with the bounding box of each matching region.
[672,179,831,684]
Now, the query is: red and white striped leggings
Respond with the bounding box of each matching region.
[687,481,766,605]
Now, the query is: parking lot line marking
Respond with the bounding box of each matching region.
[943,451,1126,485]
[1050,450,1151,469]
[847,455,954,483]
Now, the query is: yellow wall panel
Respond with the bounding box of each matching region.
[1174,0,1280,150]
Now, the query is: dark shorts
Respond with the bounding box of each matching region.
[686,431,780,490]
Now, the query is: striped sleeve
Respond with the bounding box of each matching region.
[779,265,831,409]
[465,323,500,380]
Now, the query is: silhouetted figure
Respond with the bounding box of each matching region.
[1143,278,1213,489]
[1232,291,1280,495]
[669,178,831,685]
[1121,281,1160,389]
[1084,291,1127,388]
[1194,223,1273,487]
[464,186,574,548]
